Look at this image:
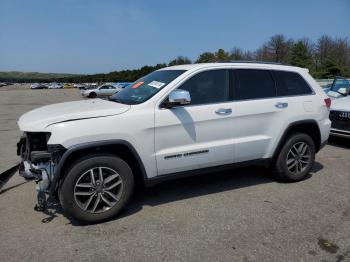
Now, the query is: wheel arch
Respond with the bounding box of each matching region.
[88,92,97,98]
[49,140,148,196]
[272,119,322,160]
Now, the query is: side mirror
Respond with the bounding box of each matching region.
[165,89,191,108]
[338,87,348,96]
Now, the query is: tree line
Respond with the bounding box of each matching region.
[66,34,349,83]
[2,34,349,83]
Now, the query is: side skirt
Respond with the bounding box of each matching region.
[145,158,272,187]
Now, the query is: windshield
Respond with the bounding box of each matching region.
[109,70,186,104]
[330,78,350,93]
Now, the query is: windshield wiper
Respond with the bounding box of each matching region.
[336,91,347,96]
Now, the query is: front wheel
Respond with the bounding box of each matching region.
[273,133,315,182]
[59,154,134,223]
[88,92,97,98]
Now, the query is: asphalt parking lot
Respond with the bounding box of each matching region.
[0,85,349,262]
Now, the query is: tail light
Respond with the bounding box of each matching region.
[324,98,331,109]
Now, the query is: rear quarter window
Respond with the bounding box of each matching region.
[274,71,313,96]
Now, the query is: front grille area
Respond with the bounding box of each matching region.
[17,132,50,161]
[330,110,350,131]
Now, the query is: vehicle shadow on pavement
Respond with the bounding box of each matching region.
[328,136,350,149]
[99,162,322,225]
[132,167,275,207]
[59,163,323,226]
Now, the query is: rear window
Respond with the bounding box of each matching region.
[274,71,312,96]
[234,69,276,100]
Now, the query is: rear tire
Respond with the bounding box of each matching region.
[59,154,134,223]
[273,133,315,182]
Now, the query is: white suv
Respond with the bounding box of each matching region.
[17,63,331,223]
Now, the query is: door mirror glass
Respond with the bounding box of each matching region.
[166,89,191,107]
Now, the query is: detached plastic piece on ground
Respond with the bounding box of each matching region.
[0,163,20,192]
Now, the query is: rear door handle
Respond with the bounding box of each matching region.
[215,108,232,115]
[275,102,288,109]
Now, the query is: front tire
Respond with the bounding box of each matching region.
[273,133,315,182]
[88,92,97,98]
[59,154,134,223]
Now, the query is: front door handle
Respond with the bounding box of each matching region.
[215,108,232,115]
[275,102,288,109]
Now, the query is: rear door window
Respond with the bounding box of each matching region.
[233,69,276,100]
[274,71,313,96]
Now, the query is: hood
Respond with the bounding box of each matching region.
[18,99,130,131]
[331,96,350,112]
[326,90,343,99]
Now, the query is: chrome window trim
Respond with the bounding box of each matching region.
[158,68,316,109]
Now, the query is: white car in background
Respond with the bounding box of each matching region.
[81,83,123,98]
[48,82,63,89]
[326,77,350,138]
[0,82,10,87]
[30,83,48,89]
[74,83,86,89]
[329,97,350,138]
[325,77,350,99]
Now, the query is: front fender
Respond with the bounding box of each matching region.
[49,139,148,196]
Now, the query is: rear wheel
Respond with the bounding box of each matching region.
[273,133,315,182]
[59,154,134,223]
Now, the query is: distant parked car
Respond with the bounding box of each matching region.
[63,83,74,89]
[80,83,98,90]
[48,82,63,89]
[30,83,48,89]
[329,96,350,138]
[324,76,350,98]
[113,82,132,89]
[73,83,86,89]
[81,84,122,98]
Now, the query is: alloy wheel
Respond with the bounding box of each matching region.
[74,167,123,214]
[286,142,311,175]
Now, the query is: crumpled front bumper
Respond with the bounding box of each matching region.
[17,133,65,209]
[19,160,55,192]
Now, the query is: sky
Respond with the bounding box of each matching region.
[0,0,349,74]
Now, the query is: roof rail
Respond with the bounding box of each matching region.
[215,60,289,66]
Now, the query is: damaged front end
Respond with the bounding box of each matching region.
[17,132,65,210]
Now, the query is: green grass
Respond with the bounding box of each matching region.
[0,71,81,82]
